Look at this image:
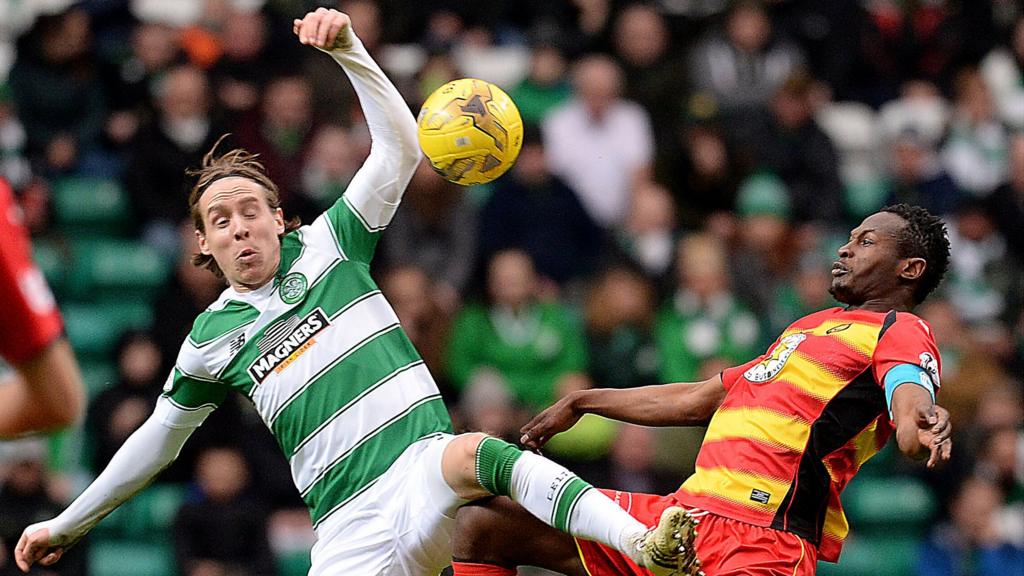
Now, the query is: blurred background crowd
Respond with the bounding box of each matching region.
[0,0,1022,575]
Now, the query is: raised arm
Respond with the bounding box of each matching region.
[294,8,420,212]
[520,375,727,449]
[14,397,206,571]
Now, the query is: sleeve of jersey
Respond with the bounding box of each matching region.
[720,354,769,391]
[871,315,942,394]
[39,397,199,546]
[0,179,63,365]
[306,27,420,264]
[160,366,228,424]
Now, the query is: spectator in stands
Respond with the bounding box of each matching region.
[981,16,1024,130]
[508,43,571,126]
[543,54,654,229]
[8,8,106,175]
[655,232,761,383]
[477,124,604,287]
[584,266,660,391]
[102,22,184,149]
[0,83,31,190]
[614,181,678,280]
[207,8,274,118]
[916,475,1024,576]
[611,4,688,146]
[658,96,740,229]
[601,424,678,495]
[378,265,452,379]
[987,133,1024,261]
[173,447,275,576]
[124,65,225,256]
[857,0,965,105]
[299,125,360,213]
[944,200,1021,330]
[739,72,844,225]
[0,440,85,576]
[446,249,588,412]
[884,128,964,218]
[942,67,1011,198]
[381,162,476,304]
[767,251,836,338]
[728,171,796,316]
[86,331,164,473]
[455,368,524,442]
[234,74,317,221]
[688,0,804,116]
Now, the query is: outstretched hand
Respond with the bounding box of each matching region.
[916,404,952,468]
[519,394,582,450]
[14,525,63,573]
[293,7,352,51]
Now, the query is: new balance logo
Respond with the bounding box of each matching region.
[229,334,246,354]
[247,308,330,384]
[750,489,771,504]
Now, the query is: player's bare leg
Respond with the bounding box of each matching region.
[452,496,588,576]
[441,434,694,574]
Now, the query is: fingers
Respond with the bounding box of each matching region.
[14,533,30,572]
[39,549,64,567]
[294,8,350,49]
[915,403,937,427]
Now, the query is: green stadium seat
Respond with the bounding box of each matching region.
[67,239,172,300]
[817,534,921,576]
[32,237,68,294]
[62,300,153,358]
[276,549,313,576]
[88,540,175,576]
[79,359,118,398]
[93,484,186,542]
[842,475,936,536]
[51,177,130,234]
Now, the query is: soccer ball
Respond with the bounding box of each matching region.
[417,78,523,186]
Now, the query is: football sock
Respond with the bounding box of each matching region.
[450,561,516,576]
[475,437,647,554]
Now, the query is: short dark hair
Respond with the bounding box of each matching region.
[880,204,950,304]
[187,135,300,278]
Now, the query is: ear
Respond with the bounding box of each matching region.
[274,208,285,235]
[196,228,211,256]
[899,257,926,282]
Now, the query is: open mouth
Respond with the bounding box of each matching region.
[831,262,849,278]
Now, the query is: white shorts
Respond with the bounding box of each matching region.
[308,433,465,576]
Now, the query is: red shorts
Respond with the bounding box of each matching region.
[576,490,817,576]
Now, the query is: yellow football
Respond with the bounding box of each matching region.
[417,78,523,186]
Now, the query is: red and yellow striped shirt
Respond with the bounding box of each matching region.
[674,307,941,562]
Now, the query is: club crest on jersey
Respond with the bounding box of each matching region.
[247,308,329,384]
[279,272,308,305]
[744,333,807,383]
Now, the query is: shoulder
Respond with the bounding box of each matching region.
[188,297,259,348]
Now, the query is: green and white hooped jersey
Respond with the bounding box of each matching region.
[162,190,452,529]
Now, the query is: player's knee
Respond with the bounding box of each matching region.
[448,432,488,468]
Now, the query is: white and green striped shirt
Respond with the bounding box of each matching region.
[162,35,448,529]
[165,192,451,527]
[39,28,446,544]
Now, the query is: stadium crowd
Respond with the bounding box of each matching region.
[0,0,1022,575]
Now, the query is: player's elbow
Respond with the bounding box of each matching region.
[396,117,422,174]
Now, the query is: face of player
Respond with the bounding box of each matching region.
[196,177,285,292]
[829,211,918,308]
